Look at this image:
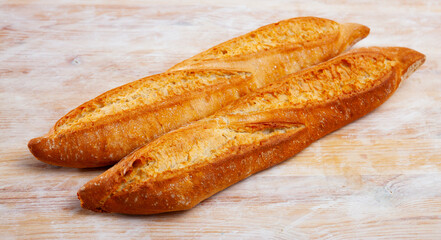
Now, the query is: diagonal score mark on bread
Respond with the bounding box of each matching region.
[172,17,341,62]
[218,50,395,115]
[29,17,369,168]
[169,17,370,89]
[54,70,251,133]
[115,121,305,192]
[89,120,306,212]
[78,47,425,214]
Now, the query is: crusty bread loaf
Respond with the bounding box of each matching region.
[28,70,254,168]
[28,17,369,168]
[169,17,369,89]
[77,47,425,215]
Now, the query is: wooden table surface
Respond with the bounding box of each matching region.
[1,0,441,239]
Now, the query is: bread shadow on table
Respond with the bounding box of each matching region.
[72,199,191,219]
[70,181,228,219]
[21,152,111,174]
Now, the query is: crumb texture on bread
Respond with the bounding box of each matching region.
[54,70,251,133]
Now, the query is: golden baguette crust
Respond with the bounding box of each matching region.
[77,47,425,214]
[169,17,370,88]
[29,17,369,168]
[28,70,253,168]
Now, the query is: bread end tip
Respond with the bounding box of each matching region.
[341,22,370,49]
[77,186,107,213]
[28,137,44,160]
[348,23,370,38]
[383,47,425,80]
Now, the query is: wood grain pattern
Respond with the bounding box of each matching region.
[1,0,440,239]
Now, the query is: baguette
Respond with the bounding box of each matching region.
[28,17,369,168]
[168,17,369,89]
[77,47,425,214]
